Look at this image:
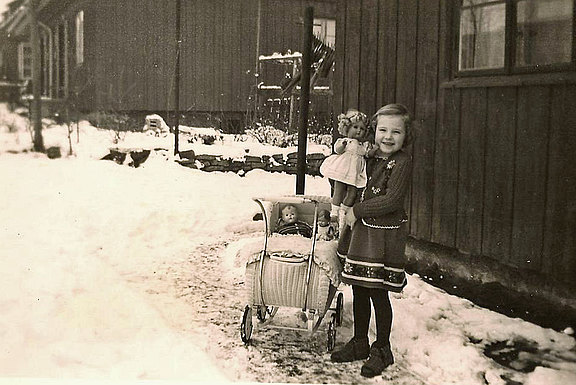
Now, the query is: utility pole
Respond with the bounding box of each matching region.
[173,0,181,155]
[296,7,313,195]
[28,0,44,152]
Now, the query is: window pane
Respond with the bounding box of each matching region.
[516,0,573,66]
[313,18,336,47]
[459,3,506,70]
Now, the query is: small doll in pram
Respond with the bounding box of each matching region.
[316,209,337,241]
[275,204,313,238]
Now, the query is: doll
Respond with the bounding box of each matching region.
[316,209,337,241]
[275,204,313,238]
[319,109,373,232]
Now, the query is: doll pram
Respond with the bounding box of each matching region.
[239,195,344,351]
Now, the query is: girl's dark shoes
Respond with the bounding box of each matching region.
[330,337,370,362]
[360,344,395,378]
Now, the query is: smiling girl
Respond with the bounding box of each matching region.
[330,103,415,378]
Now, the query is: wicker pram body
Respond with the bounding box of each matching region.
[245,250,335,316]
[240,195,344,350]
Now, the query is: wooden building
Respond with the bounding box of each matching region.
[0,0,337,129]
[335,0,576,305]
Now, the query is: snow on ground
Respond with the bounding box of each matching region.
[1,104,575,385]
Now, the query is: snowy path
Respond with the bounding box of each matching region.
[131,237,427,384]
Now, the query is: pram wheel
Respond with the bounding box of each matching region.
[240,305,253,344]
[335,292,344,327]
[326,313,337,351]
[256,306,278,322]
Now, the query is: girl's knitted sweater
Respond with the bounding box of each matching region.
[352,150,411,229]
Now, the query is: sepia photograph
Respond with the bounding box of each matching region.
[0,1,575,384]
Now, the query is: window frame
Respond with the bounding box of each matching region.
[18,42,32,80]
[75,10,84,66]
[455,0,576,77]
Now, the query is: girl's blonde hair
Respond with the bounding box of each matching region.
[371,103,414,147]
[337,109,369,137]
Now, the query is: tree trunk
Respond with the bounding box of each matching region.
[29,0,44,152]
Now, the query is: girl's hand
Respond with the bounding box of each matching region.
[345,208,357,228]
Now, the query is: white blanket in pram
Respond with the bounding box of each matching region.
[238,235,343,286]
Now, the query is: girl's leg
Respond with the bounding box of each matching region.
[352,285,371,340]
[360,288,394,378]
[330,285,371,362]
[368,288,392,347]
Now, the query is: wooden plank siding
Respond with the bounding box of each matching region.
[511,86,551,270]
[411,0,439,241]
[543,85,576,279]
[335,0,576,285]
[343,0,361,109]
[377,0,397,106]
[394,0,417,113]
[58,0,337,116]
[456,88,487,255]
[333,0,346,114]
[432,87,460,248]
[481,88,516,261]
[358,0,379,115]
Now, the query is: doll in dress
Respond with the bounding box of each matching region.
[316,209,337,241]
[320,109,373,233]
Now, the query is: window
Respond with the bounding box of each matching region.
[18,43,32,80]
[458,0,575,73]
[516,0,573,66]
[313,18,336,47]
[75,10,84,65]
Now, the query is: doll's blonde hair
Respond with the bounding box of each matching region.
[337,109,369,137]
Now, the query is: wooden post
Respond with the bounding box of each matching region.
[173,0,181,155]
[28,0,44,152]
[296,7,313,195]
[253,0,262,124]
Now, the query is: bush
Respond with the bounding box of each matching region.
[246,123,291,147]
[85,111,139,132]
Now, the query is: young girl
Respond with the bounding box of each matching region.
[319,109,372,232]
[330,104,414,378]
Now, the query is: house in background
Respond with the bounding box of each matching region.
[0,0,338,131]
[335,0,576,316]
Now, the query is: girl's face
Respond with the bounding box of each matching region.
[374,115,406,157]
[347,121,367,140]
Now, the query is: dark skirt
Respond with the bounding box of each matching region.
[337,220,408,292]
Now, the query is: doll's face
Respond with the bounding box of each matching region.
[281,205,298,224]
[347,121,367,140]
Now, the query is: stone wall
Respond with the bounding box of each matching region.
[177,151,327,176]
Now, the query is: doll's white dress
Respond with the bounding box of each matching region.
[320,138,370,188]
